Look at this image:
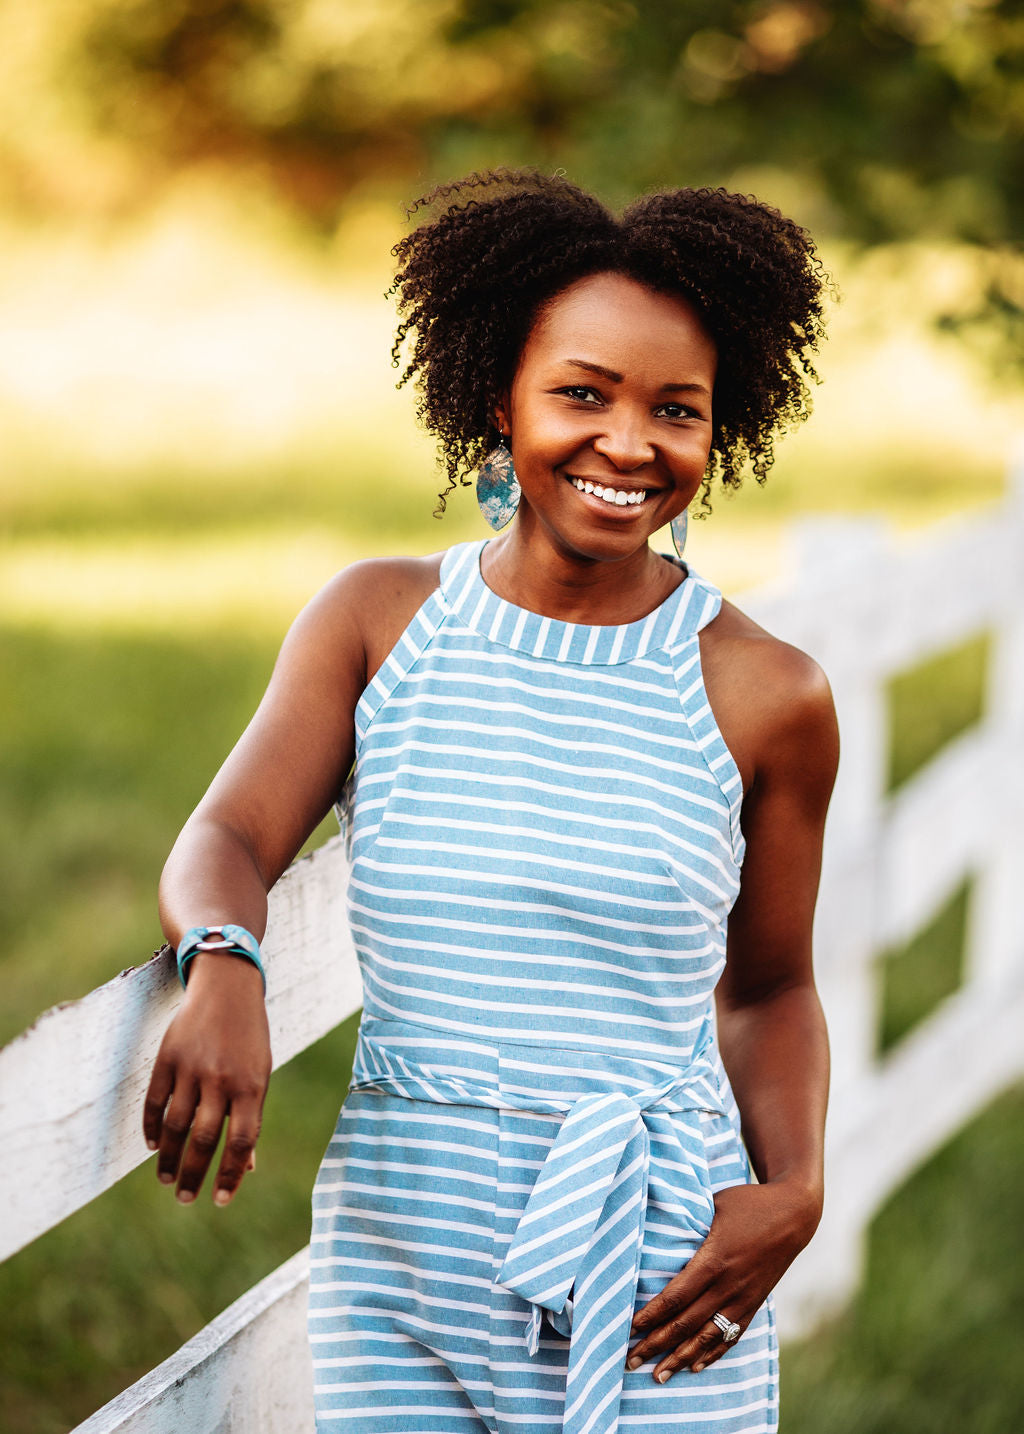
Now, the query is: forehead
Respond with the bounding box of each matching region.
[523,271,717,377]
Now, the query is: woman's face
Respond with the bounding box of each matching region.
[497,271,717,564]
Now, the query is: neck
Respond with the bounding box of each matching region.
[480,518,684,626]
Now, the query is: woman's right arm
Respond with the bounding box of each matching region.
[143,556,437,1208]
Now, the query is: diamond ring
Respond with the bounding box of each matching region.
[712,1312,741,1344]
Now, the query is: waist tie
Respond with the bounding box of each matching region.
[347,1016,726,1434]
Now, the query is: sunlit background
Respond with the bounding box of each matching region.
[2,3,1023,1430]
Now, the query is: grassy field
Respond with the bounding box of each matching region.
[782,1081,1024,1433]
[1,208,1022,1429]
[0,536,1015,1431]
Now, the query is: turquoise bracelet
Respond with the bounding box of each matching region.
[176,924,267,994]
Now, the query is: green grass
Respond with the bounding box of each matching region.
[887,632,990,793]
[876,881,970,1054]
[0,623,280,1045]
[0,617,366,1432]
[781,1082,1024,1433]
[0,499,1015,1430]
[0,445,448,547]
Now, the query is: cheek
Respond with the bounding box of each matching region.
[669,431,713,472]
[514,410,594,466]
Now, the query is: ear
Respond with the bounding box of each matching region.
[493,399,511,439]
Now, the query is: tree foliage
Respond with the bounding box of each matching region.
[2,0,1021,337]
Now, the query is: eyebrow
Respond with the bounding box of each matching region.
[563,359,711,397]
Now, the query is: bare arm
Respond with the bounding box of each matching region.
[714,650,835,1214]
[627,638,838,1381]
[143,555,440,1207]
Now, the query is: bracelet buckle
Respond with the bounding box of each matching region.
[175,923,267,994]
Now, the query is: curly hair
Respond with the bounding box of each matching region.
[390,168,832,515]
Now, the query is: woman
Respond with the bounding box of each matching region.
[145,170,837,1434]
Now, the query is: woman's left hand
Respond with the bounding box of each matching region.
[625,1179,820,1381]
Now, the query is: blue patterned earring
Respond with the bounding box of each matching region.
[670,509,688,558]
[475,440,521,531]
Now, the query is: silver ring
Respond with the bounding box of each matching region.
[712,1312,741,1344]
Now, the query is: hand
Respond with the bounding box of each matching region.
[625,1179,821,1382]
[143,953,272,1206]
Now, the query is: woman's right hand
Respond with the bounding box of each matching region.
[143,952,272,1206]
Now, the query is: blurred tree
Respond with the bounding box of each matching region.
[0,0,1020,336]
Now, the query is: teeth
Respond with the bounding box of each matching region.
[571,478,646,506]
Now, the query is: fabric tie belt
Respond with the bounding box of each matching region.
[348,1016,726,1434]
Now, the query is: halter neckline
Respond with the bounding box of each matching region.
[439,539,718,666]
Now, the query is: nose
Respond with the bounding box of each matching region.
[591,411,655,471]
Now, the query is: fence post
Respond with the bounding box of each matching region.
[966,447,1024,989]
[766,518,889,1337]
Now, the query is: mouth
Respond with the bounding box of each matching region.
[566,475,654,508]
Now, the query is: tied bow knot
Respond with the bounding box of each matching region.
[495,1076,721,1434]
[348,1018,724,1434]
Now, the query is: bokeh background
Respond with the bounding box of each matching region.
[2,2,1023,1430]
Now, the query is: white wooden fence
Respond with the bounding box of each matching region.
[3,454,1024,1431]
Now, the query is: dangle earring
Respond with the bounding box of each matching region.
[670,508,688,559]
[475,438,521,531]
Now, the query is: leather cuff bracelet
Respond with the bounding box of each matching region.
[176,924,267,994]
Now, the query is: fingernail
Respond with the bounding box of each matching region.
[176,1189,195,1204]
[626,1356,643,1371]
[693,1362,706,1373]
[656,1369,672,1383]
[158,1171,174,1184]
[214,1188,232,1206]
[146,1138,158,1151]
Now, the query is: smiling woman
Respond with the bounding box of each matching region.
[488,273,716,603]
[390,171,827,522]
[144,169,837,1434]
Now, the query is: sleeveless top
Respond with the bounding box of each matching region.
[320,539,769,1434]
[339,537,745,1068]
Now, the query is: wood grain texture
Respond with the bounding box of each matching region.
[71,1249,314,1433]
[0,837,361,1261]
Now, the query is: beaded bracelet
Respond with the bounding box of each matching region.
[176,924,267,994]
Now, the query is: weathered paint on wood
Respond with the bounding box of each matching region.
[0,837,361,1262]
[72,1250,314,1433]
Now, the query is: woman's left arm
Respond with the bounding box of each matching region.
[626,645,839,1382]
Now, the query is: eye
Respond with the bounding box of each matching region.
[655,402,701,420]
[556,385,601,404]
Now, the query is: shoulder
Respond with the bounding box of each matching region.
[699,594,838,793]
[714,597,834,730]
[290,551,446,685]
[318,552,445,615]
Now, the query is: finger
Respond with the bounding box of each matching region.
[174,1093,228,1203]
[626,1270,738,1365]
[156,1077,198,1186]
[630,1240,719,1337]
[626,1304,707,1369]
[211,1096,263,1206]
[654,1316,735,1383]
[143,1057,174,1151]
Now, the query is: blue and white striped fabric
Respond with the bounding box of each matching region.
[309,540,778,1433]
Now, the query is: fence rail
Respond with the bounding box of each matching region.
[3,457,1023,1432]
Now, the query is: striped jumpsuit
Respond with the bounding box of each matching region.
[308,539,778,1433]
